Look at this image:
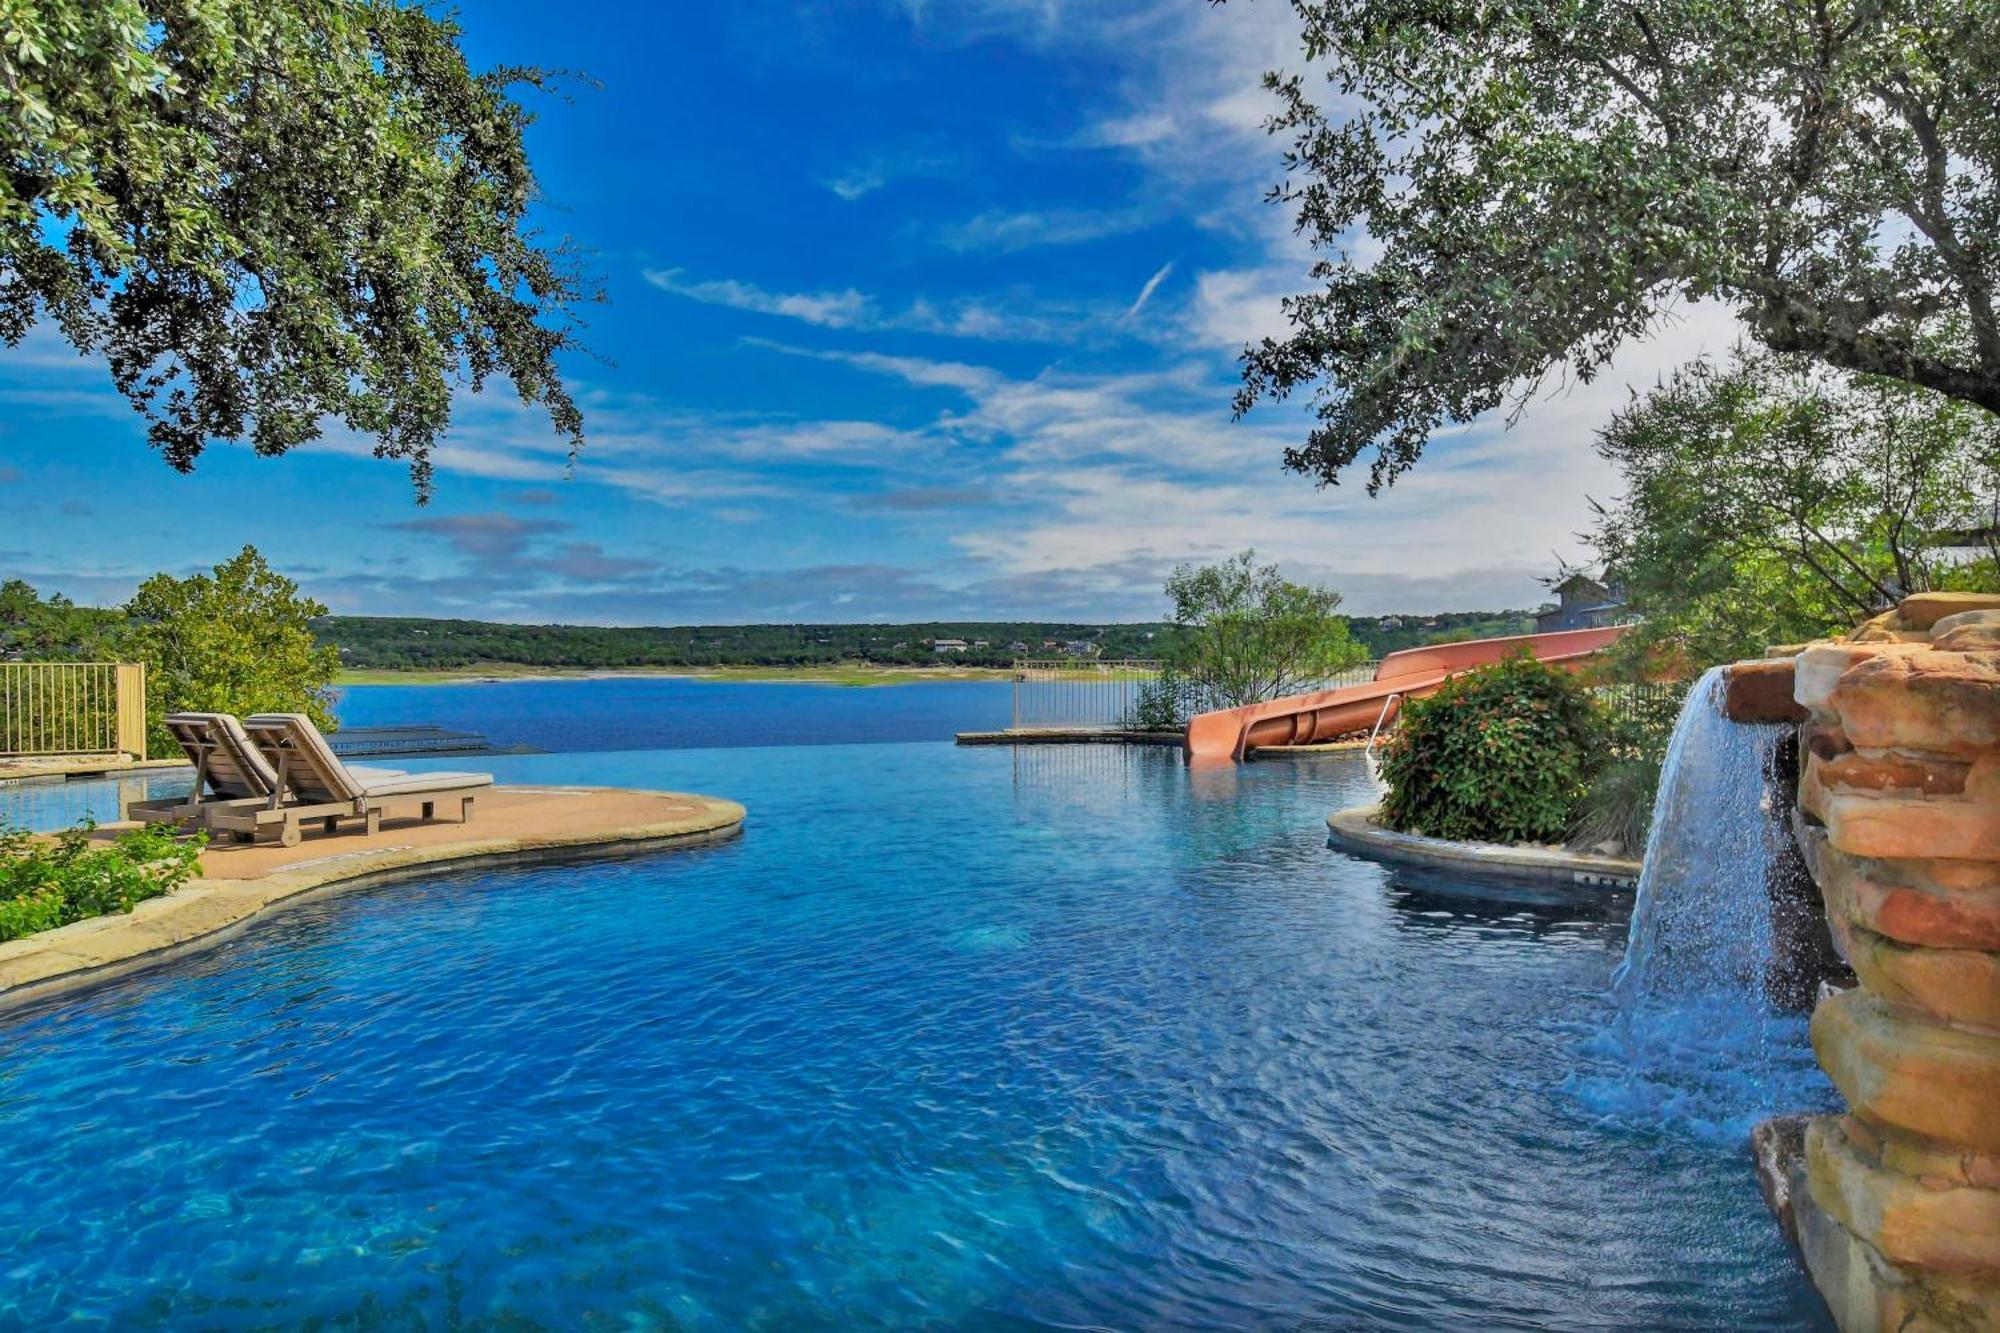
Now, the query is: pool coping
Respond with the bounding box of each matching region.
[954,728,1185,746]
[0,786,746,1014]
[1325,802,1641,889]
[0,757,190,784]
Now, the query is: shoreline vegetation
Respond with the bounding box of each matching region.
[334,663,1020,687]
[315,611,1537,684]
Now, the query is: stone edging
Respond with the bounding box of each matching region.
[1325,802,1640,889]
[0,757,190,784]
[0,788,745,1014]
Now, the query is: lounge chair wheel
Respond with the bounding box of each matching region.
[279,824,303,849]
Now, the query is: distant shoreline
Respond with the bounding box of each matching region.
[335,664,1016,688]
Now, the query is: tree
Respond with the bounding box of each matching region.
[1160,550,1367,707]
[124,546,340,748]
[1228,0,2000,491]
[1587,348,2000,667]
[0,579,123,658]
[0,0,589,498]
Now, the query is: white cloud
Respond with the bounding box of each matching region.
[1068,110,1177,149]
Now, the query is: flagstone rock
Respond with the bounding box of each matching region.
[1768,606,2000,1328]
[1720,657,1808,723]
[1810,989,2000,1154]
[1934,609,2000,653]
[1827,650,2000,757]
[1794,642,1929,713]
[1806,1116,2000,1273]
[1814,848,2000,953]
[1816,757,2000,862]
[1839,921,2000,1029]
[1896,591,2000,631]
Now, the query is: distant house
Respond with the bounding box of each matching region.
[932,638,970,654]
[1379,616,1404,630]
[1063,639,1098,657]
[1536,572,1627,633]
[1007,640,1030,654]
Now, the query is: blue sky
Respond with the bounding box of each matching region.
[0,0,1738,624]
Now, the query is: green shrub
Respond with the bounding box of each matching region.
[0,822,205,944]
[1378,652,1608,844]
[1126,665,1201,731]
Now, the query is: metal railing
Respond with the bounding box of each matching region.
[0,662,148,758]
[1594,680,1686,733]
[1011,659,1163,730]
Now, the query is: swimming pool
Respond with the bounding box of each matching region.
[0,743,1829,1328]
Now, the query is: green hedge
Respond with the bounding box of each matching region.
[1378,653,1607,844]
[0,822,205,944]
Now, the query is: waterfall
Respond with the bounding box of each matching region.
[1612,667,1785,1001]
[1567,667,1834,1140]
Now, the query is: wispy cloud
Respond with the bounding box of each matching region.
[824,140,958,200]
[847,486,997,512]
[644,269,874,330]
[1123,261,1175,321]
[385,514,570,567]
[644,267,1105,344]
[934,205,1158,253]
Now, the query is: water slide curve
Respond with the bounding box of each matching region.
[1183,625,1629,761]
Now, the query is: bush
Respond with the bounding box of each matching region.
[1378,653,1608,844]
[1126,665,1203,731]
[0,822,205,944]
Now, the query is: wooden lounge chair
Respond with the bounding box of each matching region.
[124,712,285,829]
[209,713,493,847]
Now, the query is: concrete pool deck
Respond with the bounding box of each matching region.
[1326,802,1641,890]
[0,785,745,1011]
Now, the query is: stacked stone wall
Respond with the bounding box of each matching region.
[1753,593,2000,1331]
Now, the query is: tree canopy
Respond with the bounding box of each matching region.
[124,545,340,747]
[1588,348,2000,667]
[1161,550,1367,706]
[0,0,589,497]
[1232,0,2000,491]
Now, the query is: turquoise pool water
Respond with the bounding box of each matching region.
[0,742,1828,1328]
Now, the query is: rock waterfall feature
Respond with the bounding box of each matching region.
[1729,592,2000,1332]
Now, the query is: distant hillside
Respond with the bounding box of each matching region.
[316,610,1537,673]
[1349,610,1537,656]
[316,617,1171,671]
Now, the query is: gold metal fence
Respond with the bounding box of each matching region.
[0,662,148,758]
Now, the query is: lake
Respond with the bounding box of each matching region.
[334,677,1016,752]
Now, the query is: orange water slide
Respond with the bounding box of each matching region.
[1182,625,1629,761]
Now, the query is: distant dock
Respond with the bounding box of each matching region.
[954,727,1183,747]
[329,725,535,759]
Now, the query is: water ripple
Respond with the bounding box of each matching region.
[0,744,1827,1329]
